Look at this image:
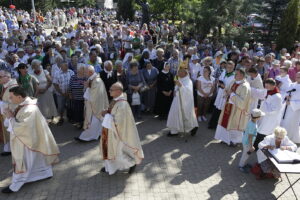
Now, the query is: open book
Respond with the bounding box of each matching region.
[269,149,300,164]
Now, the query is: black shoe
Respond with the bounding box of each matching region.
[167,132,178,137]
[244,164,253,169]
[229,142,238,147]
[1,152,11,156]
[100,167,107,173]
[2,186,13,193]
[128,165,136,174]
[74,137,87,143]
[76,123,83,130]
[190,127,198,136]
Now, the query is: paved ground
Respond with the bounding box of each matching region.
[0,113,299,200]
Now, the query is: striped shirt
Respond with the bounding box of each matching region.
[69,75,86,100]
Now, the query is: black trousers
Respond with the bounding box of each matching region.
[208,107,221,129]
[253,133,266,151]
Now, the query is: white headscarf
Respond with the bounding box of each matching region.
[122,52,133,65]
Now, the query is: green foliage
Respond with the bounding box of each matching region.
[76,0,96,8]
[117,0,135,21]
[177,0,247,40]
[35,0,59,12]
[0,0,32,11]
[0,0,97,12]
[257,0,289,44]
[277,0,300,50]
[147,0,183,20]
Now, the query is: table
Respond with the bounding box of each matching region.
[263,149,300,200]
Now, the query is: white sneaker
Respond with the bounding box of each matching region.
[202,116,207,121]
[198,116,202,122]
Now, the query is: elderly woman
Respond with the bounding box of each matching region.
[126,61,145,120]
[122,53,133,70]
[115,60,127,91]
[100,60,118,99]
[141,60,159,113]
[257,127,297,179]
[151,48,165,71]
[31,59,58,121]
[68,64,86,129]
[17,63,39,97]
[51,55,64,77]
[201,56,215,76]
[155,62,174,119]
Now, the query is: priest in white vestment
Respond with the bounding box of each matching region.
[99,82,144,175]
[2,86,59,193]
[247,67,264,110]
[253,78,283,150]
[214,68,251,146]
[166,60,198,136]
[75,66,109,142]
[208,61,235,129]
[0,70,18,156]
[281,72,300,143]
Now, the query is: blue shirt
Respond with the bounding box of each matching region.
[242,120,257,145]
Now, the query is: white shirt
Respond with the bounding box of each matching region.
[143,48,157,60]
[197,76,215,97]
[124,35,133,49]
[189,63,201,82]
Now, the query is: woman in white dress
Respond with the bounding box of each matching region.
[31,60,58,121]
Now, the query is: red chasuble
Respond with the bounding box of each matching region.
[101,99,126,160]
[220,83,240,129]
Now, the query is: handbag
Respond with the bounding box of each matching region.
[131,92,141,106]
[140,85,150,92]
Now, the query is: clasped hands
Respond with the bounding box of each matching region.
[4,108,13,119]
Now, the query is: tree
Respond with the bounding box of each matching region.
[257,0,289,44]
[76,0,96,7]
[277,0,300,50]
[117,0,135,21]
[147,0,184,21]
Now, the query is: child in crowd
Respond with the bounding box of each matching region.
[239,108,265,173]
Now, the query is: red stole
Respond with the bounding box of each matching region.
[266,87,280,98]
[101,99,126,160]
[220,83,240,129]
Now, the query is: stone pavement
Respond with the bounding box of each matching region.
[0,114,300,200]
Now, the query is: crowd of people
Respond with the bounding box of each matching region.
[0,6,300,193]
